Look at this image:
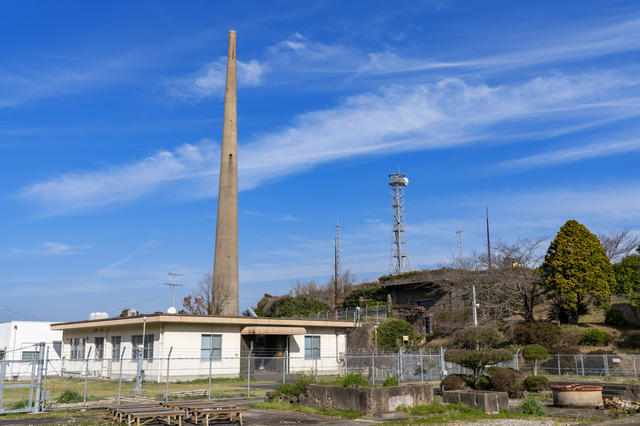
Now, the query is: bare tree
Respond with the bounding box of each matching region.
[182,272,232,315]
[287,270,359,310]
[597,227,640,263]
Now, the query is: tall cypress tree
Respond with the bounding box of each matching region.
[541,220,615,324]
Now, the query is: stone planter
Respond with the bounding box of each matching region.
[299,384,433,413]
[551,384,603,408]
[442,390,508,414]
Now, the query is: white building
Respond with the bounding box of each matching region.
[51,314,354,380]
[0,321,63,362]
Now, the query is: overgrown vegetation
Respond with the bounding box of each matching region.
[251,400,365,419]
[383,377,399,387]
[376,318,415,349]
[255,294,329,317]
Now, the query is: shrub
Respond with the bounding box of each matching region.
[445,348,513,378]
[476,376,492,390]
[440,374,466,391]
[454,326,501,350]
[377,318,414,350]
[555,346,581,354]
[485,366,505,376]
[342,372,370,387]
[275,372,316,397]
[455,374,475,388]
[490,368,525,397]
[513,322,560,351]
[524,375,549,392]
[619,331,640,349]
[587,349,617,355]
[56,389,82,404]
[382,377,398,387]
[523,344,548,361]
[605,308,627,327]
[581,329,611,346]
[516,396,547,415]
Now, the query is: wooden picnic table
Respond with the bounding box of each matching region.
[121,407,186,426]
[104,404,162,421]
[183,406,246,425]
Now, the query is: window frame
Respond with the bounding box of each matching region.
[201,334,222,361]
[131,334,154,359]
[94,337,105,359]
[304,335,320,359]
[111,336,122,359]
[70,338,86,360]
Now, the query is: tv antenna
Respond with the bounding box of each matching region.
[163,272,185,309]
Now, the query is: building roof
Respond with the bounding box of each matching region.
[51,314,355,331]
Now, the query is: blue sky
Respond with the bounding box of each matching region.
[2,0,640,322]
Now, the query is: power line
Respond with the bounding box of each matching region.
[0,306,44,322]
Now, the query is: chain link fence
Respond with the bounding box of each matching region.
[5,343,640,414]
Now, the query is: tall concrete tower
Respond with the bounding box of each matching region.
[213,30,239,316]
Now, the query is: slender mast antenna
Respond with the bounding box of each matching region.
[334,219,341,314]
[456,227,463,264]
[164,272,185,308]
[486,207,492,270]
[389,171,410,274]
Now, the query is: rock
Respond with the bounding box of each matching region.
[266,391,276,399]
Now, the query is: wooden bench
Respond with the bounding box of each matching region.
[184,407,247,425]
[120,408,185,426]
[104,404,161,421]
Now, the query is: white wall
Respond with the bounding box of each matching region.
[0,321,62,362]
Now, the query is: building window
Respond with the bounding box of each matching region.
[131,335,154,359]
[305,336,320,359]
[70,338,85,360]
[111,336,121,359]
[95,337,104,359]
[417,300,435,307]
[22,351,38,361]
[201,335,222,360]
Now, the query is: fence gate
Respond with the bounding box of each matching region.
[0,343,45,413]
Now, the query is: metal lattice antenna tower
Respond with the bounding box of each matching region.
[456,227,463,264]
[163,272,185,308]
[334,219,341,313]
[389,172,410,274]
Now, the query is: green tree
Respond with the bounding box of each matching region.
[614,254,640,318]
[541,220,615,324]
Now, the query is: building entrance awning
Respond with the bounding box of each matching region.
[241,326,306,335]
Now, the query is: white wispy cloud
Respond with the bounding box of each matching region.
[168,58,266,99]
[492,139,640,171]
[20,141,220,215]
[42,242,95,255]
[18,70,640,215]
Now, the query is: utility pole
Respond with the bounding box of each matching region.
[456,227,463,264]
[486,206,492,270]
[472,286,478,326]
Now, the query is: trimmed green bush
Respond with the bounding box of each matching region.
[581,329,611,346]
[485,366,505,376]
[490,368,524,397]
[524,375,549,392]
[382,377,399,387]
[516,396,547,415]
[440,374,466,391]
[476,376,492,390]
[605,308,627,326]
[523,344,548,361]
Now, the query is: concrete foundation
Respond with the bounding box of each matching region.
[442,390,508,414]
[299,384,433,413]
